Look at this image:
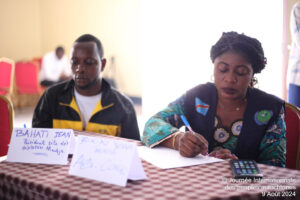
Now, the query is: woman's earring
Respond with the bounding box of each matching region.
[249,77,258,88]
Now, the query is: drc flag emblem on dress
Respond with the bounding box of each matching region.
[195,97,209,116]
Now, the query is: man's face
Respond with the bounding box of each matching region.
[70,42,105,91]
[56,50,64,60]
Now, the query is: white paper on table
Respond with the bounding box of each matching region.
[6,128,74,165]
[69,135,147,187]
[0,156,7,162]
[138,146,224,169]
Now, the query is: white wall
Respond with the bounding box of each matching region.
[0,0,42,60]
[141,0,283,127]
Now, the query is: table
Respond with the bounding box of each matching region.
[0,131,300,200]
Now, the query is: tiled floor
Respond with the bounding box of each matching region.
[13,105,145,134]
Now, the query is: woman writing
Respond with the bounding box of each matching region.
[143,31,286,167]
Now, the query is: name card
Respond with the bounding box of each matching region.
[69,135,147,187]
[6,128,74,165]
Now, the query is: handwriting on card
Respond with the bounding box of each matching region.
[69,135,146,187]
[15,129,71,156]
[7,128,73,165]
[71,136,134,173]
[72,155,127,176]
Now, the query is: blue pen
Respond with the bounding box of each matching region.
[180,115,209,155]
[180,115,195,134]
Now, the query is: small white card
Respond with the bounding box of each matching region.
[6,128,74,165]
[69,135,147,187]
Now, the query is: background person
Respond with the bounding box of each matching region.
[288,1,300,108]
[39,46,71,87]
[32,34,140,140]
[143,31,286,167]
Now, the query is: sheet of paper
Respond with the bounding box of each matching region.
[138,146,224,169]
[6,128,74,165]
[0,156,7,162]
[69,135,146,187]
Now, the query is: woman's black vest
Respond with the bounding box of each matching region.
[184,82,284,160]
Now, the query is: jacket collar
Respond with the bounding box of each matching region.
[60,78,115,108]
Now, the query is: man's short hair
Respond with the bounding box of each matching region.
[75,34,104,59]
[55,46,64,53]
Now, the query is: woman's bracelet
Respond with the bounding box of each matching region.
[172,131,181,150]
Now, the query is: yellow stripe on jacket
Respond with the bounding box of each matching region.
[53,119,121,136]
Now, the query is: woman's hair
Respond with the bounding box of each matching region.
[210,31,266,74]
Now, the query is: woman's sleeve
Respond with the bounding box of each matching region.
[142,95,185,147]
[257,106,286,167]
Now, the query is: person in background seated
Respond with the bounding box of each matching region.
[143,31,286,167]
[288,1,300,108]
[32,34,140,140]
[39,46,71,87]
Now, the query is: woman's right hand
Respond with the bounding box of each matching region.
[176,131,209,157]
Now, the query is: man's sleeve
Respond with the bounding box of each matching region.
[39,55,47,82]
[32,91,53,128]
[291,2,300,49]
[120,104,141,141]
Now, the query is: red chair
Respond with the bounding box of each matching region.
[0,95,13,157]
[15,61,41,94]
[0,57,15,101]
[15,61,42,107]
[31,57,42,70]
[285,102,300,170]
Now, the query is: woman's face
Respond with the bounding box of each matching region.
[213,51,253,101]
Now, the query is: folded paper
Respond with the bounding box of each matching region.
[6,128,74,165]
[69,135,147,187]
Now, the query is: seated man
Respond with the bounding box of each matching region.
[39,46,71,87]
[32,34,140,140]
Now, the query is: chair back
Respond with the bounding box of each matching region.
[15,61,40,94]
[285,102,300,170]
[0,95,13,157]
[0,58,15,96]
[31,57,42,70]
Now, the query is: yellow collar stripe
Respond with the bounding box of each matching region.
[58,97,81,115]
[90,99,114,117]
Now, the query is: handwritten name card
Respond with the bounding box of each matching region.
[6,128,74,165]
[69,135,147,187]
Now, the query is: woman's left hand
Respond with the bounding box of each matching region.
[209,148,238,160]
